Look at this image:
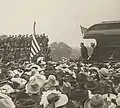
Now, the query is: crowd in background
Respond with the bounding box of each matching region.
[0,56,120,108]
[1,37,120,108]
[0,34,51,62]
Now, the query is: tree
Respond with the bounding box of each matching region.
[50,42,72,61]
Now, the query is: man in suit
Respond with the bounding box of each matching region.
[80,43,88,60]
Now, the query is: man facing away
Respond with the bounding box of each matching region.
[80,43,88,60]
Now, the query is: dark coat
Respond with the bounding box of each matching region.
[99,79,117,95]
[81,46,88,59]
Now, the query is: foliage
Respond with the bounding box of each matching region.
[70,47,80,59]
[50,42,72,61]
[50,42,94,61]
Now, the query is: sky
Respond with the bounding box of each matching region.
[0,0,120,47]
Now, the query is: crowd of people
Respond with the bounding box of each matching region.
[0,55,120,108]
[0,34,51,62]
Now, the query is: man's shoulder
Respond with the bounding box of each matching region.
[100,79,112,85]
[81,46,87,49]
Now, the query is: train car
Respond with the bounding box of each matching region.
[83,21,120,62]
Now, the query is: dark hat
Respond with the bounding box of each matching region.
[76,73,88,82]
[70,89,88,101]
[84,81,97,90]
[47,93,59,104]
[15,92,38,108]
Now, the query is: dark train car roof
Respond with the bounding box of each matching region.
[84,21,120,39]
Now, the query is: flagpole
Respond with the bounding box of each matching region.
[30,21,36,63]
[33,21,36,36]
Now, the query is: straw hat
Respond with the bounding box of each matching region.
[11,78,27,86]
[116,93,120,106]
[26,76,45,94]
[115,62,120,69]
[13,70,23,77]
[0,84,15,94]
[40,90,68,108]
[0,93,15,108]
[102,94,116,100]
[62,64,69,68]
[84,94,108,108]
[89,67,99,73]
[55,94,68,107]
[102,94,116,108]
[60,81,72,93]
[30,64,42,71]
[25,63,33,70]
[99,68,110,79]
[47,75,59,87]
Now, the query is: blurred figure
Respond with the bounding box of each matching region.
[0,92,15,108]
[99,68,117,95]
[88,42,95,57]
[80,43,88,60]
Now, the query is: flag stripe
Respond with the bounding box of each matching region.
[32,35,40,50]
[30,34,40,58]
[32,41,39,53]
[31,47,36,55]
[32,39,40,52]
[30,21,40,59]
[30,52,34,58]
[30,52,33,56]
[30,47,35,58]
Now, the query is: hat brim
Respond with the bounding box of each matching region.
[30,64,41,70]
[89,67,99,73]
[26,83,40,94]
[53,81,59,86]
[55,94,68,108]
[99,72,110,80]
[59,82,72,93]
[102,94,116,100]
[102,94,117,108]
[47,80,59,87]
[84,82,97,90]
[43,83,52,91]
[26,79,45,94]
[59,86,69,94]
[84,99,108,108]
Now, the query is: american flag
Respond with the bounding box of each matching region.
[30,22,40,58]
[80,25,87,36]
